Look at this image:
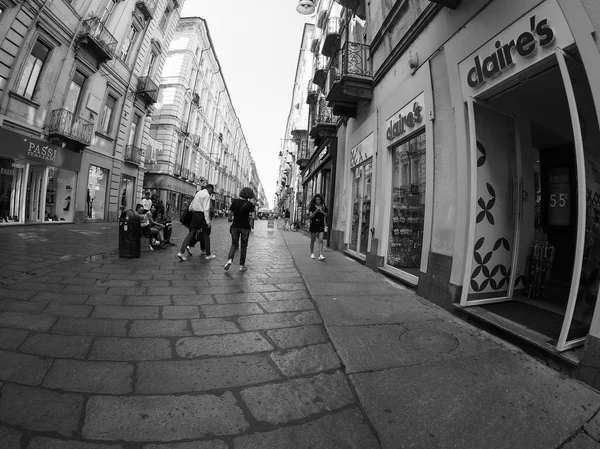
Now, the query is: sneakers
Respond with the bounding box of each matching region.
[200,250,207,255]
[318,255,326,261]
[148,245,154,252]
[151,239,159,245]
[205,254,216,260]
[185,246,193,257]
[310,253,315,259]
[176,252,187,261]
[239,265,248,272]
[224,259,232,271]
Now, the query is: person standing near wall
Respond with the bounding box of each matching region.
[308,193,328,260]
[177,184,216,261]
[224,187,256,272]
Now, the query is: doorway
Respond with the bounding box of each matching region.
[461,49,600,351]
[349,159,373,257]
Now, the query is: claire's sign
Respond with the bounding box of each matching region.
[386,93,425,144]
[459,0,574,96]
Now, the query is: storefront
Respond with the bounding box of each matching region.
[0,127,81,225]
[143,173,196,217]
[301,139,336,231]
[447,0,600,353]
[347,134,374,260]
[382,93,428,285]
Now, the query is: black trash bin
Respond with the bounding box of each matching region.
[119,209,141,258]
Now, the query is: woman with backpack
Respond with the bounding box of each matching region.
[224,187,256,272]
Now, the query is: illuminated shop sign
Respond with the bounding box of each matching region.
[386,93,425,144]
[467,16,555,89]
[459,0,574,96]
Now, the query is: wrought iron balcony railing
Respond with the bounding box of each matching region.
[313,55,328,88]
[136,76,159,105]
[173,163,182,176]
[312,99,335,127]
[136,0,158,21]
[297,140,310,161]
[48,109,93,146]
[307,82,319,106]
[78,17,117,62]
[328,41,372,84]
[124,145,144,165]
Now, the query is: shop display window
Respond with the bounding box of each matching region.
[87,165,108,220]
[0,157,26,224]
[45,167,76,222]
[349,160,372,255]
[119,174,135,213]
[387,132,426,275]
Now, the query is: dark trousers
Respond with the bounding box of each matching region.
[228,227,250,265]
[180,212,211,255]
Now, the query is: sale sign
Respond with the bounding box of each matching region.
[547,167,571,226]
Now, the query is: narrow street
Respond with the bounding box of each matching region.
[0,219,599,448]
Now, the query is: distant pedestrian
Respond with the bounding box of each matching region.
[177,184,215,261]
[141,191,153,211]
[224,187,256,272]
[284,208,291,230]
[308,193,328,260]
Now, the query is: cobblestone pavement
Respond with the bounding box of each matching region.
[0,219,380,448]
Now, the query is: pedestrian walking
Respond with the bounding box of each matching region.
[177,184,216,261]
[284,208,291,230]
[308,193,328,260]
[224,187,256,272]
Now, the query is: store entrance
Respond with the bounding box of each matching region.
[461,49,600,351]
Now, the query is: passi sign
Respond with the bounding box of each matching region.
[467,15,555,89]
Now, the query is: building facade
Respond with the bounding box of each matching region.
[295,0,600,387]
[146,17,263,216]
[0,0,184,226]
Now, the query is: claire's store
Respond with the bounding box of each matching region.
[445,0,600,361]
[0,127,81,225]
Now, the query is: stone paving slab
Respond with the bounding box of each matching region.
[259,299,314,313]
[240,371,355,425]
[0,311,56,332]
[92,306,159,320]
[28,437,124,448]
[129,320,192,337]
[125,296,172,306]
[43,360,133,394]
[0,384,83,437]
[85,295,124,305]
[0,424,21,449]
[0,328,29,350]
[53,318,128,336]
[20,333,93,359]
[200,303,263,317]
[0,289,37,300]
[43,303,94,318]
[270,343,342,377]
[162,306,201,319]
[135,356,282,394]
[172,295,214,305]
[0,299,47,314]
[143,441,228,449]
[0,349,52,385]
[82,393,249,441]
[90,337,172,360]
[31,291,89,304]
[261,291,310,301]
[238,310,321,331]
[232,408,380,449]
[350,349,600,449]
[266,325,329,349]
[175,333,274,358]
[190,318,240,335]
[213,293,266,304]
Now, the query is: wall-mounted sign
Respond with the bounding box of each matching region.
[350,133,374,168]
[386,93,425,145]
[0,127,82,172]
[547,166,571,226]
[459,0,574,97]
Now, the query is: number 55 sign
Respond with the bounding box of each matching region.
[547,167,571,226]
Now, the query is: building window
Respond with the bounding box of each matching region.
[15,40,51,100]
[120,24,138,61]
[99,94,117,135]
[98,0,116,24]
[142,51,157,78]
[159,7,172,32]
[64,70,87,113]
[128,114,141,146]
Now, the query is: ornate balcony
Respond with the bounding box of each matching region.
[77,17,117,63]
[310,99,336,145]
[326,42,372,117]
[136,0,158,21]
[290,118,308,142]
[173,163,182,176]
[307,83,319,106]
[136,76,159,106]
[428,0,460,9]
[312,55,328,89]
[181,168,189,179]
[48,109,93,147]
[334,0,366,19]
[296,140,310,170]
[322,17,342,57]
[124,145,143,165]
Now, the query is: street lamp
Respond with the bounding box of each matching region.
[296,0,316,15]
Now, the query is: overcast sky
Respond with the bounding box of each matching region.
[181,1,311,208]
